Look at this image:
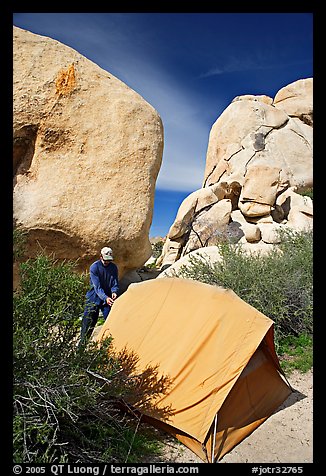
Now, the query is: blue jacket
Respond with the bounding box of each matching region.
[86,260,119,305]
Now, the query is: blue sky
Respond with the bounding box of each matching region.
[12,12,313,237]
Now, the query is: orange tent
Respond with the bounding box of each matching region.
[95,277,292,462]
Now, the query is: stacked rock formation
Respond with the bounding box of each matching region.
[13,26,163,277]
[157,78,313,271]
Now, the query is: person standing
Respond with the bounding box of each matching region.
[79,246,119,347]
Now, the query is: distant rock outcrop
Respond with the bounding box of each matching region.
[13,26,163,277]
[158,78,313,270]
[203,78,312,191]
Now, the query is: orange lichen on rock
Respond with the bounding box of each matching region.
[55,63,76,96]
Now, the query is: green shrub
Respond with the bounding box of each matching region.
[13,227,27,261]
[13,253,169,463]
[277,333,313,373]
[299,187,313,200]
[152,240,164,259]
[177,229,313,346]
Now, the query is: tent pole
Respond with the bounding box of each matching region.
[211,413,218,463]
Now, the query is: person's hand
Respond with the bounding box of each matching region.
[106,293,117,306]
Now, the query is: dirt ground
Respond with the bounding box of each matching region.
[148,369,313,464]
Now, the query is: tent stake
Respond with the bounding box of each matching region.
[211,413,218,463]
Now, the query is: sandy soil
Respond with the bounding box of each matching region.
[148,369,313,464]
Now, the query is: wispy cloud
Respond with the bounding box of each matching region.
[199,55,311,79]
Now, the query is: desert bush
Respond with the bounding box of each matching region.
[13,227,27,261]
[278,333,313,373]
[13,251,169,463]
[152,240,164,259]
[177,229,313,343]
[299,187,313,200]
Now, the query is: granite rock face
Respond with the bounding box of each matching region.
[158,78,313,270]
[13,26,164,277]
[203,78,313,191]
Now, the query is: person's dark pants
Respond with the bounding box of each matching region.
[79,300,111,347]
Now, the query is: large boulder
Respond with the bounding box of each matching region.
[157,78,313,270]
[203,78,313,192]
[13,27,163,277]
[181,198,232,254]
[273,78,313,126]
[238,165,281,218]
